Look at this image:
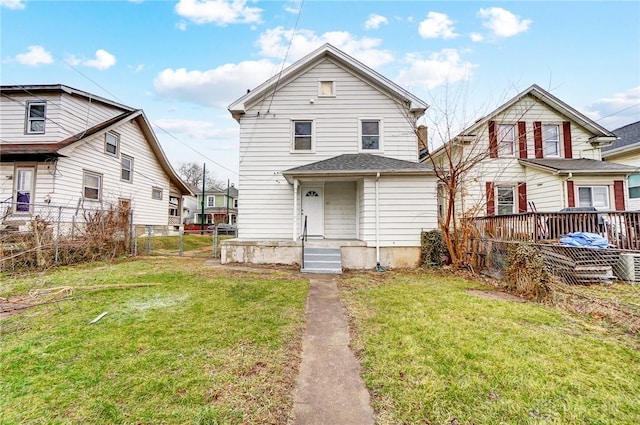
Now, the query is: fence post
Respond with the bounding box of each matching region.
[179,229,184,256]
[55,206,62,264]
[133,227,138,256]
[129,209,134,255]
[213,228,218,257]
[146,226,151,255]
[71,215,75,239]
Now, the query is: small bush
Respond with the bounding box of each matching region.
[502,243,552,302]
[421,230,448,267]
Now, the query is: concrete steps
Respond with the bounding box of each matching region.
[302,247,342,274]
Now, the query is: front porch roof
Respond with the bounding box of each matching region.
[282,154,434,183]
[519,158,637,175]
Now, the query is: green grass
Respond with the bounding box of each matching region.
[137,234,234,256]
[0,257,307,424]
[340,270,640,425]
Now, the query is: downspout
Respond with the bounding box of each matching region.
[562,172,573,207]
[293,179,298,241]
[375,172,382,270]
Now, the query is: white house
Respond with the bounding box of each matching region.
[0,84,192,234]
[602,121,640,210]
[425,84,636,220]
[223,44,438,271]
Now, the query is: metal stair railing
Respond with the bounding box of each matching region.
[301,215,307,269]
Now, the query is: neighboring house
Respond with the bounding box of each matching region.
[425,84,636,220]
[602,121,640,210]
[224,43,437,271]
[0,84,192,233]
[193,185,238,225]
[181,184,200,224]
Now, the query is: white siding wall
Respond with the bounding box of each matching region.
[324,181,357,239]
[238,58,422,240]
[606,150,640,210]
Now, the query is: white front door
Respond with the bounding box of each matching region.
[301,187,324,237]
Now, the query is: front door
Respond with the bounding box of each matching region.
[301,187,324,237]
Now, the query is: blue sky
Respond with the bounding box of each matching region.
[2,0,639,185]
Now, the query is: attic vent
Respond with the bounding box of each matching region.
[615,253,640,283]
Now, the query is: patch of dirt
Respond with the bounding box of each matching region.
[0,296,36,319]
[466,289,527,303]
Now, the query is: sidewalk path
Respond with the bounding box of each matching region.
[292,275,375,425]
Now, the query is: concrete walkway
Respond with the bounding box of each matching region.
[292,275,375,425]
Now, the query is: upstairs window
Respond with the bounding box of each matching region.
[121,154,133,182]
[543,124,560,157]
[293,120,313,151]
[319,81,335,96]
[578,186,609,209]
[207,196,215,207]
[83,171,102,200]
[497,124,515,156]
[105,132,119,156]
[360,119,381,151]
[152,187,163,200]
[26,101,46,134]
[496,186,515,215]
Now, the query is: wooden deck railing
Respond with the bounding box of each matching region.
[470,211,640,249]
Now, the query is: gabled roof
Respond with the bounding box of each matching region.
[519,158,636,175]
[282,153,433,182]
[1,84,136,112]
[228,43,428,120]
[601,120,640,157]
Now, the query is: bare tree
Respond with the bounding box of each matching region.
[177,162,224,190]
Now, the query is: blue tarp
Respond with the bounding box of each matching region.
[559,232,610,248]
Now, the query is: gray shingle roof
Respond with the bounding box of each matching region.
[519,158,637,174]
[601,121,640,154]
[283,154,433,175]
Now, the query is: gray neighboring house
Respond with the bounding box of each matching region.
[602,121,640,210]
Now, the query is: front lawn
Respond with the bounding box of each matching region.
[0,257,307,424]
[341,270,640,425]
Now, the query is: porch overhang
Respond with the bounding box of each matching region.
[519,158,637,176]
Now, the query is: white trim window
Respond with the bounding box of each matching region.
[496,186,515,215]
[152,187,163,200]
[292,120,313,151]
[26,101,46,134]
[121,154,133,182]
[629,174,640,199]
[83,171,102,200]
[360,119,382,151]
[207,196,215,207]
[14,166,35,213]
[497,124,515,156]
[543,124,560,157]
[105,132,119,156]
[318,80,335,97]
[578,186,609,209]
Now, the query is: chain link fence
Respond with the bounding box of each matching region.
[133,225,233,258]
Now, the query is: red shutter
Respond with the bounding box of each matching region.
[488,121,498,158]
[518,182,527,213]
[534,121,543,158]
[567,181,575,207]
[518,121,527,159]
[486,182,495,216]
[563,121,573,159]
[614,180,626,211]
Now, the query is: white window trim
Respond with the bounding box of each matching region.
[25,101,46,134]
[121,154,133,183]
[629,174,640,199]
[358,118,384,153]
[207,196,215,207]
[14,165,36,214]
[577,185,610,209]
[152,187,163,200]
[318,80,336,97]
[291,119,315,153]
[496,185,516,215]
[543,123,561,158]
[83,170,102,201]
[497,124,515,157]
[105,132,120,157]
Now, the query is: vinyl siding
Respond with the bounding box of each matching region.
[604,149,640,210]
[324,181,357,239]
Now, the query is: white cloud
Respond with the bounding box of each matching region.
[0,0,25,10]
[418,11,458,39]
[153,59,277,107]
[584,86,640,130]
[15,45,53,66]
[284,0,302,14]
[470,32,484,42]
[176,20,188,30]
[396,49,477,89]
[257,27,394,68]
[365,14,388,30]
[174,0,261,26]
[83,49,117,70]
[129,64,144,73]
[152,118,238,142]
[478,7,531,38]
